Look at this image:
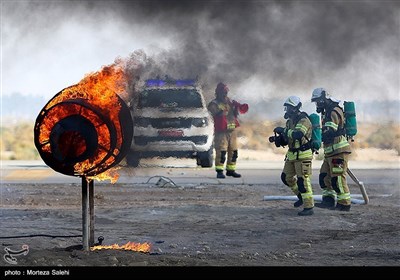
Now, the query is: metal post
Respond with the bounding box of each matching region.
[82,177,95,251]
[82,176,89,251]
[89,178,95,246]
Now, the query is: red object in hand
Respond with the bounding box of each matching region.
[232,100,249,114]
[239,103,249,114]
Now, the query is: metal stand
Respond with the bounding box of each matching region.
[82,176,95,251]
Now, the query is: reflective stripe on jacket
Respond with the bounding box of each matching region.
[208,99,241,132]
[322,105,351,156]
[285,113,313,161]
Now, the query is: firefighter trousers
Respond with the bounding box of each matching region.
[214,130,238,172]
[319,153,351,206]
[282,159,314,209]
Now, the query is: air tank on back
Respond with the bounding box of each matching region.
[344,101,357,141]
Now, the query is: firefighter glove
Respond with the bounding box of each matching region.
[322,129,335,143]
[292,130,304,140]
[273,127,285,135]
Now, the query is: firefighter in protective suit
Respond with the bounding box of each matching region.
[272,96,315,216]
[311,88,352,211]
[207,82,249,179]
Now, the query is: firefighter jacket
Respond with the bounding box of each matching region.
[284,112,313,161]
[321,104,351,157]
[208,98,249,132]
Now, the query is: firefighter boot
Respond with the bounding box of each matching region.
[298,207,314,216]
[226,170,241,178]
[314,196,335,209]
[216,171,226,179]
[293,194,303,208]
[335,203,351,212]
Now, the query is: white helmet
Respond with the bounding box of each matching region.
[311,87,340,103]
[283,96,301,119]
[284,96,301,108]
[311,88,325,102]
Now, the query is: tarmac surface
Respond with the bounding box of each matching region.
[0,158,399,270]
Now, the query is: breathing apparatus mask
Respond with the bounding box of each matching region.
[215,82,229,102]
[284,105,298,119]
[315,99,326,114]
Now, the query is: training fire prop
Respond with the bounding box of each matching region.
[34,81,133,250]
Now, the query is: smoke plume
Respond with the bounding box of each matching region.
[3,0,399,105]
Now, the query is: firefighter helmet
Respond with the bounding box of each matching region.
[311,87,340,103]
[311,88,326,102]
[283,96,301,119]
[284,96,302,109]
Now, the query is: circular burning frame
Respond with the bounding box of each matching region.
[34,87,133,177]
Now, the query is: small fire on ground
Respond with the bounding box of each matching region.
[90,241,152,253]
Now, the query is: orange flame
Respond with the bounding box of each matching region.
[87,167,121,184]
[90,241,152,253]
[45,64,126,111]
[36,62,129,182]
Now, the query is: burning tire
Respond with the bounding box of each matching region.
[34,85,133,177]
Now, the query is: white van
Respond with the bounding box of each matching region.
[126,78,214,167]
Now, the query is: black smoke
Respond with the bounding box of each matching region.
[110,0,400,100]
[4,0,400,104]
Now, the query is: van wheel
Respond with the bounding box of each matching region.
[197,147,213,168]
[126,152,140,167]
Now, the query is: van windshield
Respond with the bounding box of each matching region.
[138,89,203,109]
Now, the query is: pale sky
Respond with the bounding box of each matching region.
[1,0,399,104]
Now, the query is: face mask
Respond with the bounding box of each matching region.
[284,105,295,119]
[217,92,227,102]
[316,100,325,113]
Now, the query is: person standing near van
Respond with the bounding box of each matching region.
[207,82,249,179]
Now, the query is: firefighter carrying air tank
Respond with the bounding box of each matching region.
[311,88,353,211]
[270,96,315,216]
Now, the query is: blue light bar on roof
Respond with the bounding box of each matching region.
[146,79,166,87]
[175,79,196,86]
[145,79,196,87]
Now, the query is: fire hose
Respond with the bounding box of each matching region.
[264,168,370,205]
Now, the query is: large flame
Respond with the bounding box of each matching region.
[36,62,129,182]
[91,241,152,253]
